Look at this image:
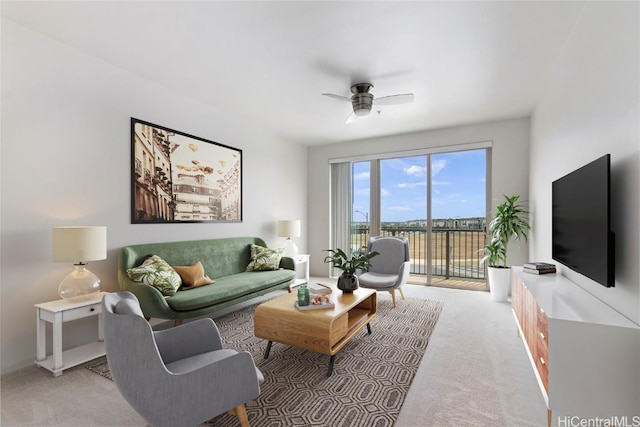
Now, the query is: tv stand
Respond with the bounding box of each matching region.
[512,268,639,426]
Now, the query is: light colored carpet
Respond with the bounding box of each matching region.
[0,282,548,426]
[86,295,443,426]
[396,285,547,426]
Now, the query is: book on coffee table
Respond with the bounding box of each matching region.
[308,283,332,295]
[295,300,335,311]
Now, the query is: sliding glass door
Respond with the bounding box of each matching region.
[347,148,487,287]
[429,150,487,287]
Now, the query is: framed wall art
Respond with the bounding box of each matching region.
[131,118,242,223]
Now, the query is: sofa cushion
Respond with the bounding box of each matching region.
[166,270,294,311]
[246,244,283,271]
[173,261,214,290]
[126,255,182,296]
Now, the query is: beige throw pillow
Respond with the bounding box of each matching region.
[173,261,214,290]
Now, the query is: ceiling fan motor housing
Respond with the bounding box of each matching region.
[351,83,374,116]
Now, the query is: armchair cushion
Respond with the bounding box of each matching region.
[126,255,181,296]
[173,261,214,290]
[246,244,283,272]
[357,271,400,289]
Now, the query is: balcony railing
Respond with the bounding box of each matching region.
[351,226,486,280]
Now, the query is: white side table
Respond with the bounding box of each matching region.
[35,291,107,377]
[291,254,310,285]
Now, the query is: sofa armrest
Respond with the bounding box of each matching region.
[119,277,175,319]
[280,256,295,271]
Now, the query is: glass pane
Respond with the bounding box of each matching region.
[431,149,486,280]
[380,156,428,277]
[352,161,370,252]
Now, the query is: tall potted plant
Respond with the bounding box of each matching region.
[482,195,531,301]
[324,247,378,293]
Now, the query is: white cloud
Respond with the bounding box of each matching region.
[397,182,427,189]
[405,164,426,177]
[431,159,447,176]
[354,171,370,181]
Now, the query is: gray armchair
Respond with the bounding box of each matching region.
[357,236,410,307]
[102,292,263,427]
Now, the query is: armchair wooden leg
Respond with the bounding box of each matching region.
[228,404,250,427]
[398,287,405,301]
[390,291,397,308]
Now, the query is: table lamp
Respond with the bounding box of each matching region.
[277,219,300,256]
[53,226,107,299]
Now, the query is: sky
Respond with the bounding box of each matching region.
[352,149,486,222]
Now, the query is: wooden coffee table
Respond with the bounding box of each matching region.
[254,285,377,376]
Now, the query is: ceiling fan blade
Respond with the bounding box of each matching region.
[374,93,415,105]
[322,93,352,102]
[345,112,357,124]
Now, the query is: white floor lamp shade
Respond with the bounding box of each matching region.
[277,220,300,256]
[53,226,107,299]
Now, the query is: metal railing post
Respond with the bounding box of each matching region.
[445,230,450,279]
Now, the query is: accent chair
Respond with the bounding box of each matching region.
[357,236,411,307]
[102,291,263,427]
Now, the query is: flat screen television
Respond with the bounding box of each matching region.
[552,154,615,287]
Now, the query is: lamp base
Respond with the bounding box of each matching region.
[283,238,299,257]
[59,264,101,300]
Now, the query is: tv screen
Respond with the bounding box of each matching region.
[552,154,615,287]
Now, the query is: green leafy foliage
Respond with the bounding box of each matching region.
[323,247,379,275]
[484,194,531,267]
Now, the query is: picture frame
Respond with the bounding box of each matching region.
[131,118,242,223]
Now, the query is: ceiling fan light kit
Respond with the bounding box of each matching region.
[323,82,414,123]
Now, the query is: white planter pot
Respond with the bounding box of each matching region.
[487,266,513,302]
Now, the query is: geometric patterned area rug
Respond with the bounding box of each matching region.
[85,294,443,427]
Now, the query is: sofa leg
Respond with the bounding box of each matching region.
[174,319,184,327]
[390,291,397,308]
[229,404,250,427]
[398,287,405,301]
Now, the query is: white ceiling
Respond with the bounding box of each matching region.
[2,1,585,145]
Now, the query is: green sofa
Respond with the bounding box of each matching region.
[117,237,296,321]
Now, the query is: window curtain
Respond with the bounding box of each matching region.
[330,162,352,277]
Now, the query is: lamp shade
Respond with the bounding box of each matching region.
[277,220,301,238]
[53,226,107,263]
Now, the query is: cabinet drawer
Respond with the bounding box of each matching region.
[534,348,549,393]
[537,305,549,337]
[63,303,102,322]
[534,308,549,394]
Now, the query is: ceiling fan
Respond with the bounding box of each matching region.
[322,83,415,124]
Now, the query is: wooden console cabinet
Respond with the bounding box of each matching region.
[512,268,639,426]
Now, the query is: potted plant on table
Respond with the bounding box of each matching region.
[323,247,379,293]
[481,194,531,302]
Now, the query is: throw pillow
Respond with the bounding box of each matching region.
[246,244,283,272]
[173,261,215,290]
[126,255,182,296]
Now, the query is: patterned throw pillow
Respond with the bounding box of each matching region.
[126,255,182,296]
[173,261,215,290]
[246,244,283,272]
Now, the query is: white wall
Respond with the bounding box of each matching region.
[0,20,307,374]
[307,117,531,277]
[530,1,639,325]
